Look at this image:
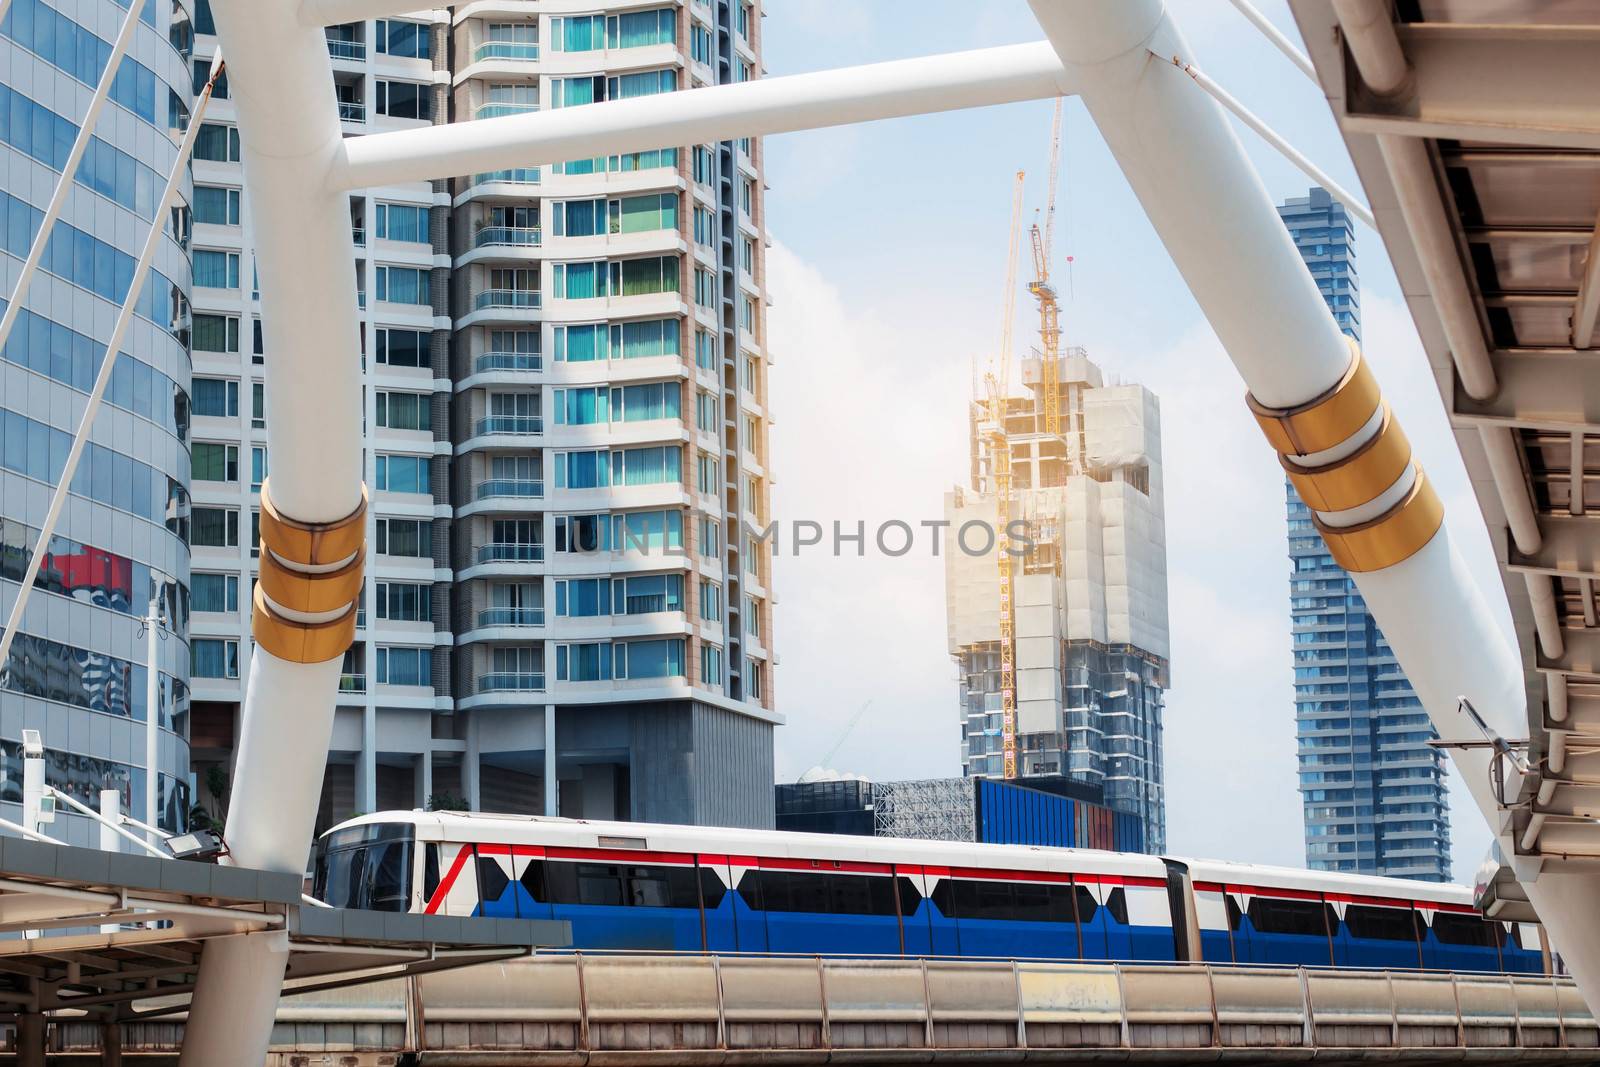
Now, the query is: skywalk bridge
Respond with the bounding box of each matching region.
[57,953,1598,1064]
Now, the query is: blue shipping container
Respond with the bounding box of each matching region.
[976,778,1149,854]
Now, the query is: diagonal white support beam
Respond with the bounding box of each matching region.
[332,42,1074,190]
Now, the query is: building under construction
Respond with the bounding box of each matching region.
[944,348,1171,852]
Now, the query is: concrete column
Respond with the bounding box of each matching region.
[416,750,433,809]
[543,704,557,816]
[16,1013,45,1067]
[357,705,377,813]
[100,1020,122,1065]
[464,715,481,811]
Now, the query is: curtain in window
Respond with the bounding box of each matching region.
[618,256,675,296]
[613,445,680,486]
[557,324,607,362]
[622,638,683,679]
[616,194,674,234]
[558,388,607,425]
[561,16,603,51]
[610,69,675,99]
[557,76,598,107]
[379,204,427,242]
[379,267,429,305]
[618,382,679,421]
[561,199,604,237]
[561,261,603,299]
[612,9,673,48]
[193,250,234,288]
[561,450,609,489]
[615,318,678,359]
[191,639,234,678]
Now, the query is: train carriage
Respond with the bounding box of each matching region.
[312,811,1545,974]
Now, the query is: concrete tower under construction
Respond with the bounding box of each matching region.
[944,350,1170,851]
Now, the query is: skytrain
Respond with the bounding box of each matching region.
[313,811,1545,974]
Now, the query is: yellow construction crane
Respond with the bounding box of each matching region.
[985,170,1026,780]
[1030,98,1065,440]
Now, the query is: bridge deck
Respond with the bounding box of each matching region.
[47,953,1598,1063]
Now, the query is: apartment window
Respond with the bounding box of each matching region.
[610,193,677,235]
[376,517,431,557]
[192,378,238,418]
[493,518,541,551]
[556,641,612,682]
[375,453,429,493]
[194,249,240,289]
[692,145,714,185]
[552,261,604,300]
[482,82,537,116]
[376,327,428,367]
[252,382,265,428]
[700,579,721,622]
[741,236,755,276]
[554,514,605,553]
[191,573,238,614]
[748,658,763,700]
[740,177,754,216]
[701,643,723,685]
[376,265,430,304]
[613,445,680,486]
[376,79,431,120]
[608,8,674,48]
[376,202,429,243]
[747,596,761,638]
[737,1,752,39]
[552,75,605,107]
[554,322,606,363]
[554,387,608,426]
[555,578,609,618]
[191,638,239,679]
[613,318,679,359]
[376,646,432,686]
[612,382,680,423]
[735,59,752,83]
[376,581,428,621]
[194,185,240,226]
[376,390,432,431]
[550,15,603,52]
[192,313,239,353]
[556,449,609,490]
[552,198,605,238]
[607,69,675,100]
[613,509,683,551]
[694,268,715,308]
[489,267,538,297]
[190,507,239,547]
[488,329,539,360]
[251,509,261,557]
[696,451,717,494]
[375,18,430,58]
[740,295,757,334]
[693,205,715,246]
[743,355,759,397]
[617,638,685,679]
[250,446,268,491]
[192,442,238,483]
[695,390,717,433]
[252,318,265,363]
[690,24,713,65]
[699,516,720,558]
[616,573,682,614]
[695,329,716,371]
[194,122,240,162]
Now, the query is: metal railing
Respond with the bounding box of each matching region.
[477,607,545,628]
[338,673,366,694]
[475,41,540,63]
[475,102,538,120]
[337,100,366,123]
[477,542,544,563]
[477,672,545,693]
[475,478,544,500]
[326,39,366,61]
[476,352,542,373]
[474,225,542,249]
[475,414,543,436]
[472,168,542,186]
[351,226,366,247]
[475,289,541,310]
[199,955,1594,1062]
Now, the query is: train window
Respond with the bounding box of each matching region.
[930,879,1087,923]
[1505,924,1522,949]
[477,852,510,904]
[367,841,411,911]
[1431,912,1501,947]
[1225,894,1243,931]
[1247,898,1332,937]
[1344,905,1422,942]
[540,861,707,909]
[738,870,904,916]
[1106,887,1127,925]
[423,844,440,904]
[312,823,415,912]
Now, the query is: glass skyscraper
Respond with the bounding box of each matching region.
[1278,187,1451,882]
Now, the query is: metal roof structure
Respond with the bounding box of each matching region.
[0,837,565,1023]
[1288,0,1600,883]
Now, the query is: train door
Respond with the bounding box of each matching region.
[1098,884,1134,960]
[740,864,904,956]
[920,870,962,957]
[895,865,934,957]
[1415,906,1442,969]
[425,842,480,917]
[510,849,554,922]
[1427,909,1504,973]
[543,857,706,951]
[697,856,738,952]
[1338,903,1424,969]
[729,857,768,953]
[1163,862,1203,963]
[1073,880,1109,960]
[1191,882,1236,963]
[1223,890,1251,962]
[474,845,519,917]
[1119,880,1179,961]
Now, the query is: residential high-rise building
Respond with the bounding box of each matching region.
[1278,187,1450,881]
[0,0,196,839]
[186,0,777,832]
[944,349,1170,852]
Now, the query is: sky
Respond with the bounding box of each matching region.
[754,0,1514,880]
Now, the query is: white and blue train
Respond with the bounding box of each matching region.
[313,811,1545,974]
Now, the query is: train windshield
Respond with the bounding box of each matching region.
[312,822,414,911]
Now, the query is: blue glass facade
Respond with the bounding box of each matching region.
[1278,188,1450,882]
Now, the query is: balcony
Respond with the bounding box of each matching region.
[327,39,366,61]
[478,672,546,693]
[475,415,542,436]
[477,542,544,563]
[338,101,366,123]
[471,168,541,187]
[476,352,542,373]
[351,227,366,247]
[475,41,539,63]
[474,289,541,311]
[339,673,367,694]
[477,607,545,628]
[475,478,544,500]
[474,226,541,249]
[475,103,538,120]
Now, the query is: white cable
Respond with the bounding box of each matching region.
[0,0,144,355]
[0,56,225,676]
[1225,0,1318,82]
[1158,52,1377,230]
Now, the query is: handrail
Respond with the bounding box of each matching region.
[474,225,542,248]
[475,414,543,436]
[474,289,542,310]
[476,351,542,373]
[477,542,544,563]
[475,478,544,499]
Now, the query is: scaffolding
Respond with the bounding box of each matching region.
[873,778,976,842]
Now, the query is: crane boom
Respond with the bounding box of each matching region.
[1031,98,1065,440]
[990,170,1026,781]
